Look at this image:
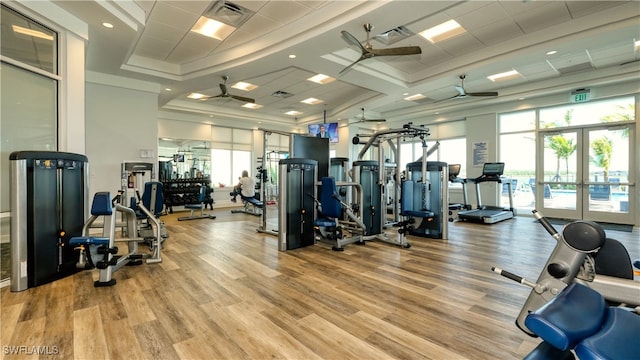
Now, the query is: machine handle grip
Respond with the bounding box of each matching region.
[492,267,537,288]
[532,210,558,236]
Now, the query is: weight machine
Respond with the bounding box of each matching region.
[351,123,439,247]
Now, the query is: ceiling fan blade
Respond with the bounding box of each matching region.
[230,94,255,103]
[341,30,366,53]
[364,118,386,122]
[466,91,499,97]
[454,85,466,96]
[339,54,368,75]
[370,46,422,56]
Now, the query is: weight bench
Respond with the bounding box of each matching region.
[523,282,640,360]
[231,196,263,216]
[178,185,216,221]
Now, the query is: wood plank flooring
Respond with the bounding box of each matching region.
[2,207,638,359]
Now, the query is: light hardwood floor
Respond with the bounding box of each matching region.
[2,208,638,360]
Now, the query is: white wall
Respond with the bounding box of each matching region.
[85,77,160,198]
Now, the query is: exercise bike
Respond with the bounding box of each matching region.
[492,210,639,358]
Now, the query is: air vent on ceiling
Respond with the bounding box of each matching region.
[557,62,594,75]
[374,26,415,45]
[204,0,254,27]
[271,90,294,98]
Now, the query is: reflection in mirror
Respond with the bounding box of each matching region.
[158,138,211,180]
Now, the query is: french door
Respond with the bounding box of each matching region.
[537,123,635,224]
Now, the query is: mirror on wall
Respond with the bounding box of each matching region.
[158,138,211,180]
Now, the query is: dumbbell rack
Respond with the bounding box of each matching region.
[161,178,212,213]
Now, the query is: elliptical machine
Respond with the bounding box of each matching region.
[493,210,639,335]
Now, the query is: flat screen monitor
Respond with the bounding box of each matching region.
[308,122,338,143]
[173,154,185,162]
[482,162,504,176]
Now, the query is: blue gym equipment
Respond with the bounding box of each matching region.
[69,189,162,287]
[312,176,366,251]
[493,210,640,358]
[523,282,640,359]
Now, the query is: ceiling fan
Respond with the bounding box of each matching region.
[201,76,255,103]
[353,108,386,123]
[339,23,422,75]
[445,75,498,100]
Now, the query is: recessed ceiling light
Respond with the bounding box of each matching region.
[634,39,640,52]
[102,22,114,29]
[404,94,426,101]
[165,88,172,91]
[307,74,335,84]
[546,50,557,55]
[187,92,207,100]
[242,103,263,109]
[487,70,521,82]
[419,20,466,43]
[289,54,296,59]
[232,82,257,91]
[285,110,303,116]
[301,98,323,105]
[191,16,235,40]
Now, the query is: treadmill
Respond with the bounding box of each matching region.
[458,162,514,224]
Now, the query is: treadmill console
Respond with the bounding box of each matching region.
[477,162,505,182]
[448,164,461,182]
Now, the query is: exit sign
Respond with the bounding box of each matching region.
[571,88,591,103]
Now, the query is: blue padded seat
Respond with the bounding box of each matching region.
[575,307,640,360]
[69,192,113,247]
[69,237,110,246]
[184,185,207,209]
[91,192,113,216]
[319,177,342,219]
[525,282,606,351]
[243,196,263,208]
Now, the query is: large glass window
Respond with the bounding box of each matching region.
[1,4,59,282]
[211,128,254,187]
[539,97,634,128]
[499,110,536,210]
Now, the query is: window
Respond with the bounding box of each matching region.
[499,110,536,209]
[211,128,254,187]
[539,97,635,128]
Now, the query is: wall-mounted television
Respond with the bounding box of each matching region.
[308,122,338,143]
[173,154,185,162]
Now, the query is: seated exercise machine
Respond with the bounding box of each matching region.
[492,210,639,358]
[312,176,366,251]
[178,184,216,221]
[70,191,162,287]
[523,282,639,359]
[458,162,515,224]
[130,181,169,244]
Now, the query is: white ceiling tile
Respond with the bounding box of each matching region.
[565,1,628,19]
[456,3,509,30]
[510,2,572,34]
[436,33,485,57]
[471,18,524,47]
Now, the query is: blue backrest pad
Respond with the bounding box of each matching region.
[320,177,342,218]
[91,192,113,216]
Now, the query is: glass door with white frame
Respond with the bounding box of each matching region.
[537,124,635,224]
[583,125,635,224]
